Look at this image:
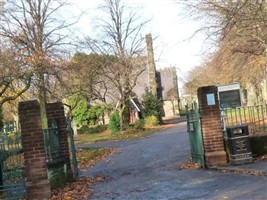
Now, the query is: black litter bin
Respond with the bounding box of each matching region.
[226,125,252,165]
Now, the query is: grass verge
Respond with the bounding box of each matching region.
[75,127,164,144]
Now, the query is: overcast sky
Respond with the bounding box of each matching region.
[71,0,207,77]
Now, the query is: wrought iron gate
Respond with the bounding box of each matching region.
[186,103,205,167]
[0,123,25,200]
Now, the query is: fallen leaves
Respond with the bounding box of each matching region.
[50,177,92,200]
[50,147,117,200]
[177,161,202,170]
[77,147,118,170]
[50,176,107,200]
[217,168,267,176]
[253,154,267,162]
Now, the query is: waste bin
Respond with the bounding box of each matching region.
[226,125,252,165]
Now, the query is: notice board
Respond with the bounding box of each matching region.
[218,83,242,108]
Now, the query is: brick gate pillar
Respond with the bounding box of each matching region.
[18,100,51,199]
[46,102,73,182]
[197,86,227,167]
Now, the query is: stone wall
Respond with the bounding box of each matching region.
[146,33,157,96]
[162,100,179,118]
[158,67,178,101]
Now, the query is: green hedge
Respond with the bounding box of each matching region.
[249,135,267,156]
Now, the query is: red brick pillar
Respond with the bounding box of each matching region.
[197,86,227,167]
[18,100,51,199]
[46,102,73,181]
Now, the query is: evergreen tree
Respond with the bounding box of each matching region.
[142,89,163,122]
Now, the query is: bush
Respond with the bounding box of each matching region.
[144,115,159,127]
[109,112,120,135]
[78,124,108,134]
[179,108,187,116]
[133,119,145,130]
[142,90,162,123]
[68,95,105,127]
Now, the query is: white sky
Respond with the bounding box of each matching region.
[71,0,208,78]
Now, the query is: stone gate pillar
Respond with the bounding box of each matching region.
[197,86,227,167]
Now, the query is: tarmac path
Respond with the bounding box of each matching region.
[81,122,267,200]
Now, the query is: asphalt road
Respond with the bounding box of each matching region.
[81,122,267,200]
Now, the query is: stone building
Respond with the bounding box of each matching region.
[132,66,180,119]
[132,33,180,119]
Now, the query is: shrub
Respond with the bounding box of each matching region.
[109,112,120,135]
[133,119,145,130]
[68,95,105,127]
[142,89,162,123]
[78,124,108,134]
[179,108,187,116]
[144,115,159,127]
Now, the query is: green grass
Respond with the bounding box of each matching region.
[77,147,117,169]
[77,124,108,134]
[75,126,164,144]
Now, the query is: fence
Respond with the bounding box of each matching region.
[0,125,25,200]
[222,104,267,135]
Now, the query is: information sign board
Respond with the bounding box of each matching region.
[218,83,242,108]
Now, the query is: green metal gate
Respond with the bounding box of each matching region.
[186,103,205,167]
[0,122,25,200]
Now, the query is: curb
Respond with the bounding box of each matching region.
[209,166,267,177]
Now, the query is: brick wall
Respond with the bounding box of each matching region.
[19,100,73,199]
[197,86,227,167]
[18,100,51,199]
[46,102,73,183]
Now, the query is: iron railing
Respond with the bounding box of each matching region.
[222,104,267,135]
[0,128,25,200]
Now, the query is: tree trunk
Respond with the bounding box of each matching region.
[118,98,130,130]
[38,73,48,129]
[122,99,130,126]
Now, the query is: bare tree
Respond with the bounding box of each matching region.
[84,0,149,129]
[0,43,32,107]
[180,0,267,101]
[0,0,78,128]
[181,0,267,50]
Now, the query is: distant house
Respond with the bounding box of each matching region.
[129,98,142,124]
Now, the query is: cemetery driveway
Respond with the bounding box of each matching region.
[81,122,267,200]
